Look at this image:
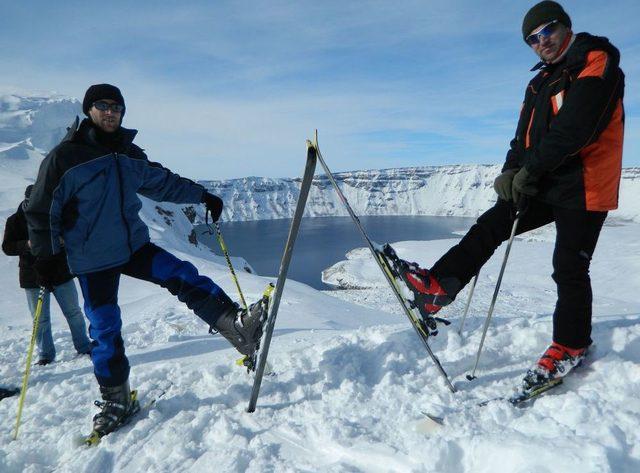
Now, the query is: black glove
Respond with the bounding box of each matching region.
[511,167,539,205]
[33,257,58,290]
[493,169,518,201]
[202,192,223,223]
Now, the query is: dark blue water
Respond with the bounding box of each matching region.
[195,216,474,290]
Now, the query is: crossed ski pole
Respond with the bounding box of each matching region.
[13,286,46,440]
[466,198,529,381]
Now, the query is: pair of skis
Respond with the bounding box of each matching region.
[245,133,456,415]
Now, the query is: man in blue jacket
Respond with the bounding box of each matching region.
[25,84,265,436]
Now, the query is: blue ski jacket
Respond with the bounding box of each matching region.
[25,117,206,274]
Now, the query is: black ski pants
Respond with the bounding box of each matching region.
[430,198,607,349]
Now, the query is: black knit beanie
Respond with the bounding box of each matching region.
[82,84,125,116]
[522,1,571,41]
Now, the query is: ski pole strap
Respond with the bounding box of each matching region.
[214,223,249,312]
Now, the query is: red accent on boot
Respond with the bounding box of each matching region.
[537,342,586,372]
[405,270,447,298]
[404,268,449,315]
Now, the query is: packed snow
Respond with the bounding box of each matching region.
[2,201,639,472]
[0,92,639,472]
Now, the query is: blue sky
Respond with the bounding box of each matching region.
[1,0,638,179]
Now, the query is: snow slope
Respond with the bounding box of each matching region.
[1,215,639,472]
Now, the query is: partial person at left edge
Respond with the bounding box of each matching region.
[2,185,92,365]
[24,83,267,439]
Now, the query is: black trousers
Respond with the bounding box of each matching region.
[431,199,607,348]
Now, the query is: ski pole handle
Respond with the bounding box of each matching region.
[515,194,530,216]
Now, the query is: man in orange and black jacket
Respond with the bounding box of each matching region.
[388,1,624,387]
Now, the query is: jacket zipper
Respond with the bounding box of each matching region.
[114,152,133,255]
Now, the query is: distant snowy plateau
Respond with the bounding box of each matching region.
[1,93,639,472]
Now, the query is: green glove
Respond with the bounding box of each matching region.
[511,167,538,205]
[493,169,518,201]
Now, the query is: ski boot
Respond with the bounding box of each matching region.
[0,387,19,400]
[91,380,140,439]
[212,298,268,357]
[511,342,588,405]
[381,244,454,319]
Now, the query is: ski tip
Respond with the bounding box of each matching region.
[81,430,102,447]
[425,413,445,425]
[415,413,444,433]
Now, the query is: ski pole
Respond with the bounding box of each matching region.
[13,286,46,440]
[466,200,527,381]
[213,222,249,312]
[457,271,479,336]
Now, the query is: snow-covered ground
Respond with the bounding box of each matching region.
[1,209,639,471]
[1,92,639,472]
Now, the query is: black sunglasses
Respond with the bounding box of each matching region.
[93,101,125,113]
[525,20,560,46]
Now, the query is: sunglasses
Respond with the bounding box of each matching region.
[93,101,125,113]
[525,20,560,46]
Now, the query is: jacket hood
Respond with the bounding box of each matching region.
[61,116,138,150]
[564,32,620,69]
[531,32,620,72]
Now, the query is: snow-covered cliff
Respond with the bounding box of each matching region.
[0,94,81,212]
[0,94,79,164]
[202,165,640,223]
[202,165,499,222]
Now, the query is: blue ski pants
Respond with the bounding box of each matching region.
[78,242,233,387]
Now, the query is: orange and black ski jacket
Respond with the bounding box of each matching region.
[503,32,625,211]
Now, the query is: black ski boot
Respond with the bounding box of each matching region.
[0,386,19,400]
[92,380,140,437]
[213,301,267,356]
